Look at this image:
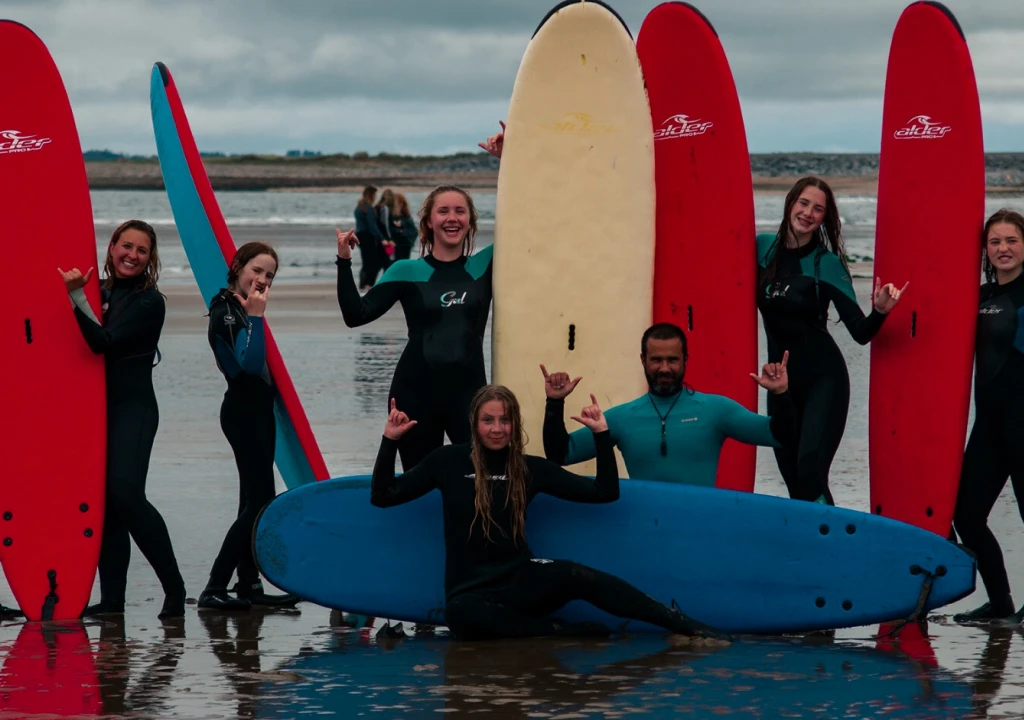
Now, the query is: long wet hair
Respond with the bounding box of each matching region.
[468,385,529,545]
[103,219,160,290]
[395,192,412,219]
[227,241,279,290]
[982,208,1024,284]
[418,185,478,257]
[760,177,848,289]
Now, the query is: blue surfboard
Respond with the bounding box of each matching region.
[254,635,972,718]
[253,476,976,634]
[150,62,329,489]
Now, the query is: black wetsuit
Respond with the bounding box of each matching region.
[72,275,184,606]
[370,432,725,641]
[394,216,417,261]
[206,289,275,590]
[756,234,887,504]
[337,245,493,470]
[953,273,1024,614]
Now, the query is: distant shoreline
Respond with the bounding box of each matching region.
[84,153,1024,195]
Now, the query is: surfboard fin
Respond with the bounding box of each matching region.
[40,569,58,621]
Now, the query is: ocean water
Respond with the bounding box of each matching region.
[89,189,1024,284]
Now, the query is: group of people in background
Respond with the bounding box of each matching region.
[5,121,1017,640]
[354,185,420,290]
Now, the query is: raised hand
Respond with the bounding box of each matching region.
[336,228,359,260]
[540,363,582,400]
[750,350,789,395]
[570,393,608,433]
[57,266,94,292]
[384,398,417,440]
[477,120,506,158]
[233,284,269,317]
[873,277,909,314]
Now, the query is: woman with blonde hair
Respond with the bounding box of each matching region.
[370,384,729,642]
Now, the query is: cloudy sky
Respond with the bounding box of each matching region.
[3,0,1023,155]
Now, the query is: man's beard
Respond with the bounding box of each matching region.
[646,370,683,397]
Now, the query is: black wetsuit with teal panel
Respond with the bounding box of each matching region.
[755,233,887,503]
[337,245,493,470]
[953,273,1024,612]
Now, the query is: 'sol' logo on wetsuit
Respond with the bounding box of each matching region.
[0,129,52,156]
[894,115,952,140]
[441,291,468,308]
[654,114,714,141]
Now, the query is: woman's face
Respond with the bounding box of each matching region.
[234,253,277,297]
[788,186,827,240]
[428,191,471,251]
[986,222,1024,277]
[109,228,152,279]
[476,399,513,451]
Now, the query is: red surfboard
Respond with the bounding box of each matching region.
[638,3,758,492]
[869,1,984,536]
[0,21,106,620]
[0,622,101,715]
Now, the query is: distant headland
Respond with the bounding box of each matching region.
[83,150,1024,195]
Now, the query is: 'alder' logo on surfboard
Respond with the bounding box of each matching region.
[654,114,714,141]
[0,130,53,155]
[894,115,952,140]
[542,113,621,135]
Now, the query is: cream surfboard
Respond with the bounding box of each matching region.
[492,0,655,474]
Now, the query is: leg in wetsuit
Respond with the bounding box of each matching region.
[89,397,185,618]
[445,559,724,641]
[953,411,1024,621]
[767,368,847,505]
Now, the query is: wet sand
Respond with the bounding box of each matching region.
[2,276,1024,718]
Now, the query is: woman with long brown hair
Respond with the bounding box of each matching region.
[952,209,1024,625]
[370,385,729,641]
[335,182,493,472]
[59,220,186,618]
[391,192,418,261]
[199,241,298,611]
[756,177,907,505]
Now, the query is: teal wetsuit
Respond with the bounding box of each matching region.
[543,389,795,487]
[756,232,886,503]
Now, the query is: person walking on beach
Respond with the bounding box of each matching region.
[376,188,398,270]
[756,177,907,506]
[199,241,299,611]
[542,323,796,487]
[392,192,418,261]
[59,220,186,619]
[354,186,384,289]
[952,209,1024,626]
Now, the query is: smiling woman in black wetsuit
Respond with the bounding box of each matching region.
[757,177,908,505]
[371,384,730,642]
[952,209,1024,626]
[59,220,185,619]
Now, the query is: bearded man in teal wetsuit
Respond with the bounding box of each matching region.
[542,323,795,489]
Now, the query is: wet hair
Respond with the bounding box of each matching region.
[760,176,848,288]
[418,185,478,257]
[359,185,378,210]
[104,219,160,290]
[641,322,688,360]
[395,192,412,219]
[227,241,279,289]
[982,208,1024,284]
[468,385,529,545]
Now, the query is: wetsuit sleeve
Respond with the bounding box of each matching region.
[533,430,619,503]
[209,302,265,376]
[370,436,439,507]
[542,398,600,466]
[73,290,164,355]
[68,288,99,324]
[818,256,886,345]
[719,391,797,448]
[335,257,403,326]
